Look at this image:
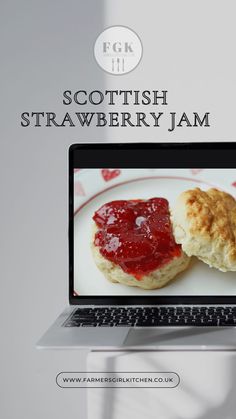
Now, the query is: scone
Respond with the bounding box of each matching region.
[91,198,190,289]
[172,188,236,272]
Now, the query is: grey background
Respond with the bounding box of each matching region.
[1,1,236,418]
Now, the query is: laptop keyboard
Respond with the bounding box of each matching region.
[64,306,236,327]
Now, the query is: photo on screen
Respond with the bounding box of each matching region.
[73,168,236,296]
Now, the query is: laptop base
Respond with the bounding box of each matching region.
[37,307,236,350]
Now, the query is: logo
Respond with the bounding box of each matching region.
[94,26,142,75]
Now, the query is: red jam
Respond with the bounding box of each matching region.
[93,198,181,279]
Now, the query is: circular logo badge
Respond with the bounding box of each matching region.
[94,26,142,75]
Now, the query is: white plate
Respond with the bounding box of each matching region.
[74,169,236,296]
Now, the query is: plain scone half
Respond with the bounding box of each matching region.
[172,187,236,272]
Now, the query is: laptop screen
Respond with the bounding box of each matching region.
[70,144,236,303]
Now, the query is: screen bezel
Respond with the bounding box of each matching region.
[69,142,236,305]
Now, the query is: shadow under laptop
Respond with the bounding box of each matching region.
[87,349,236,419]
[196,354,236,419]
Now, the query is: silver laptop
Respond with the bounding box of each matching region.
[37,142,236,350]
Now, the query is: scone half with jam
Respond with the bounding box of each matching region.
[91,198,190,290]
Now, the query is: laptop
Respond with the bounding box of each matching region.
[37,142,236,350]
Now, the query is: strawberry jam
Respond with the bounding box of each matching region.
[93,198,181,279]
